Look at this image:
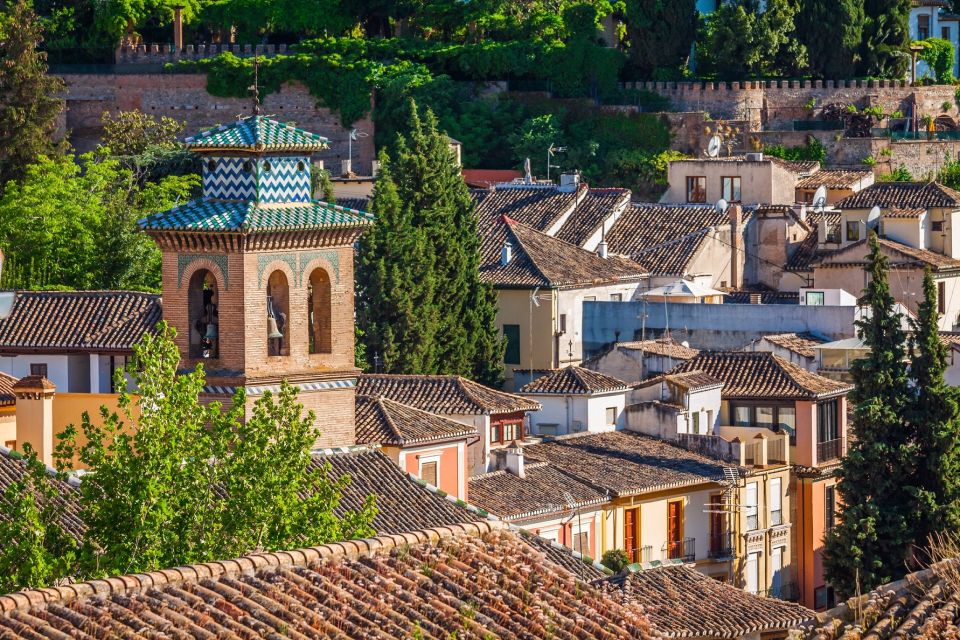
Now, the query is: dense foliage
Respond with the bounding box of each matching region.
[356,102,505,386]
[917,38,956,84]
[762,136,827,163]
[0,325,375,589]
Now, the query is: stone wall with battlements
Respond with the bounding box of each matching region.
[59,73,376,175]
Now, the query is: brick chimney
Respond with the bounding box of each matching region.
[12,376,56,466]
[729,203,743,288]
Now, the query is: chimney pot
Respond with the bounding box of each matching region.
[505,445,525,479]
[597,240,608,259]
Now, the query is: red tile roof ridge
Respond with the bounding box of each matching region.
[0,520,510,613]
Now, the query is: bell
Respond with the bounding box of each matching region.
[267,315,283,339]
[204,322,219,340]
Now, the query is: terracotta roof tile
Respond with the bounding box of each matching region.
[316,447,479,534]
[523,431,732,497]
[0,372,15,407]
[473,183,583,233]
[884,206,927,218]
[835,181,960,209]
[815,237,960,271]
[0,448,84,544]
[614,339,700,360]
[354,395,478,446]
[0,291,160,352]
[518,529,611,580]
[0,525,655,639]
[357,374,540,415]
[480,217,646,288]
[785,211,841,272]
[553,188,632,246]
[468,461,608,522]
[602,563,815,638]
[671,352,852,399]
[810,558,959,638]
[758,332,828,359]
[519,366,629,394]
[795,169,873,190]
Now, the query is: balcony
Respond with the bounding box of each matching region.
[628,545,653,565]
[708,532,733,559]
[662,537,695,562]
[817,437,845,463]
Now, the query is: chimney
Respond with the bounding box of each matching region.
[501,241,513,265]
[172,5,184,52]
[558,172,580,193]
[341,159,353,177]
[505,445,525,479]
[12,376,56,466]
[729,203,742,288]
[371,160,380,176]
[597,240,609,259]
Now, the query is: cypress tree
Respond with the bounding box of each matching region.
[797,0,864,79]
[823,233,919,597]
[356,103,504,385]
[859,0,911,79]
[909,269,960,546]
[0,0,67,189]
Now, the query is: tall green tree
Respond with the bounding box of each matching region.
[908,270,960,547]
[357,102,505,386]
[798,0,864,78]
[26,323,375,579]
[823,233,919,597]
[0,0,67,189]
[859,0,912,78]
[623,0,697,79]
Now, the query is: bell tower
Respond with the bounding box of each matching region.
[140,115,372,447]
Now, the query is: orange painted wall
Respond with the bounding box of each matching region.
[400,443,463,500]
[795,475,837,610]
[794,400,816,467]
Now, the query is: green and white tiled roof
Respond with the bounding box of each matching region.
[184,116,329,151]
[139,199,373,232]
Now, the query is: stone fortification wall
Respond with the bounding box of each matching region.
[59,73,376,174]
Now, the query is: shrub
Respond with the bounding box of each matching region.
[601,548,630,573]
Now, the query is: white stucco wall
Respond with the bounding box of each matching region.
[525,389,626,435]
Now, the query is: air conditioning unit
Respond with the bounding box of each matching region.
[746,152,764,162]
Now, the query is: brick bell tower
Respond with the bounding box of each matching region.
[140,113,372,447]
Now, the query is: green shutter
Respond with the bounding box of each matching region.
[503,324,521,365]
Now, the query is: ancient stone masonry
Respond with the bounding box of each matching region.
[58,73,376,173]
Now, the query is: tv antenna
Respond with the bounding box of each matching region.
[706,135,721,158]
[347,128,368,175]
[812,185,827,212]
[247,54,261,115]
[547,144,567,182]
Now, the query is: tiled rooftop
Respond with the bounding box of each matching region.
[518,529,611,581]
[785,211,841,272]
[671,352,852,400]
[468,461,609,522]
[357,374,540,415]
[0,448,84,544]
[0,522,656,639]
[552,188,632,246]
[523,431,732,497]
[759,332,828,359]
[473,183,582,233]
[479,216,646,288]
[795,169,873,190]
[0,372,16,407]
[0,291,160,353]
[614,339,700,360]
[184,115,330,151]
[885,206,927,219]
[316,447,480,535]
[602,563,815,638]
[520,365,629,395]
[835,181,960,209]
[355,394,478,446]
[139,199,373,232]
[810,558,959,639]
[815,237,960,271]
[674,156,820,174]
[658,370,725,392]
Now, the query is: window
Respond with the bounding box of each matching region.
[610,293,622,302]
[805,291,825,306]
[492,421,522,444]
[296,160,305,172]
[706,410,714,432]
[243,160,253,172]
[746,482,759,531]
[263,161,272,173]
[825,485,836,531]
[606,407,617,426]
[746,552,760,594]
[188,269,219,359]
[770,477,782,526]
[918,14,930,40]
[933,220,944,232]
[818,399,839,445]
[4,440,15,450]
[420,460,438,487]
[846,220,860,242]
[944,26,951,40]
[686,176,706,203]
[691,411,700,434]
[558,314,567,334]
[537,423,559,436]
[721,176,741,202]
[583,296,596,302]
[778,406,796,444]
[266,270,290,357]
[755,406,774,428]
[826,224,841,243]
[207,159,216,172]
[30,363,48,378]
[491,424,501,442]
[573,531,589,554]
[503,324,521,365]
[814,585,836,611]
[734,406,752,426]
[308,269,333,354]
[771,546,785,598]
[939,281,946,315]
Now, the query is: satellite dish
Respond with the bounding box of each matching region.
[715,198,728,214]
[813,185,828,211]
[866,205,881,231]
[707,135,721,158]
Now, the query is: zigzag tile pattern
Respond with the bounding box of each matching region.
[203,156,256,201]
[257,155,311,202]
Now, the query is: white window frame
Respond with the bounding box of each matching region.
[746,551,760,594]
[418,454,442,487]
[769,477,782,524]
[746,482,759,531]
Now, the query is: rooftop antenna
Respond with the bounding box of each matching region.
[248,54,261,116]
[547,144,566,183]
[706,135,721,158]
[812,185,827,212]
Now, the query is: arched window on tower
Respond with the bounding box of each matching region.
[266,270,289,356]
[188,269,219,359]
[308,268,332,354]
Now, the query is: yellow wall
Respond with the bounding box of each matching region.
[496,288,557,386]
